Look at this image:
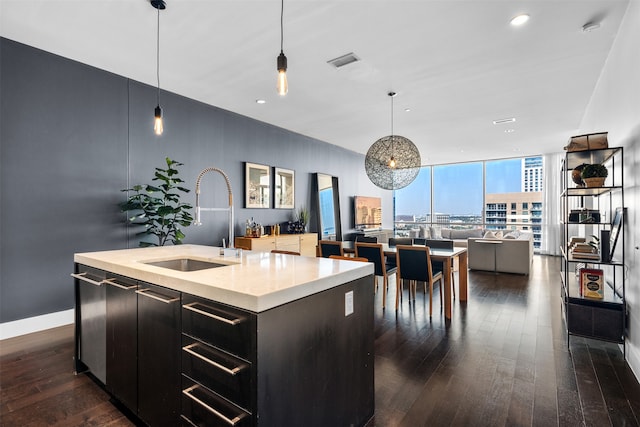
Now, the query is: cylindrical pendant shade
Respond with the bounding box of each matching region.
[365,135,421,190]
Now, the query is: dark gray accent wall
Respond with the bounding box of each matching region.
[0,38,382,323]
[1,38,129,323]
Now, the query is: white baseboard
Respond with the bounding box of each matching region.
[627,342,640,381]
[0,309,74,340]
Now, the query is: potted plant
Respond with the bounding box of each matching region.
[587,234,600,253]
[289,206,310,233]
[581,163,608,188]
[120,157,193,247]
[297,206,310,231]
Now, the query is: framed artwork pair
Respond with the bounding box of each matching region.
[245,162,294,209]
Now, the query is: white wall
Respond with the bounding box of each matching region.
[580,1,640,377]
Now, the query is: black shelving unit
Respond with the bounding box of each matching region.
[560,147,626,348]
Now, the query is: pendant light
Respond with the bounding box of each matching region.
[276,0,288,96]
[365,92,421,190]
[151,0,166,135]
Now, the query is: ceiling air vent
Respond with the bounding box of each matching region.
[327,52,360,68]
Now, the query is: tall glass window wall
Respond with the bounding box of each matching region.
[394,156,543,250]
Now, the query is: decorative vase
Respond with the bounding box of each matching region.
[583,177,605,188]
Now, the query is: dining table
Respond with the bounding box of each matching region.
[342,241,468,319]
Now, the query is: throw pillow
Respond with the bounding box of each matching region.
[441,228,451,239]
[495,230,504,238]
[483,230,496,239]
[504,230,521,239]
[430,226,443,240]
[418,226,431,239]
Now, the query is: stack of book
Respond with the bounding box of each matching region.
[571,242,600,260]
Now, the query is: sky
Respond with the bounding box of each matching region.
[395,158,526,216]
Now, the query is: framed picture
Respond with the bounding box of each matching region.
[245,162,271,208]
[609,207,625,258]
[274,167,295,209]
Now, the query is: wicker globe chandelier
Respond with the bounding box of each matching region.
[365,92,421,190]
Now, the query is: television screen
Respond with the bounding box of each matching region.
[354,196,382,229]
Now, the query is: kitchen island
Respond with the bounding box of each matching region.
[73,244,375,427]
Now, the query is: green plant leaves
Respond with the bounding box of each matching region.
[119,158,193,247]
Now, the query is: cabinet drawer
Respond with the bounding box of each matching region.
[182,335,252,410]
[275,242,299,252]
[182,295,256,360]
[276,235,298,245]
[181,377,252,427]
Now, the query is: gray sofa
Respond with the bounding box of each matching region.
[467,232,533,275]
[410,226,484,248]
[442,228,484,247]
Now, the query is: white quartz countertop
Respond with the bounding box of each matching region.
[74,244,373,312]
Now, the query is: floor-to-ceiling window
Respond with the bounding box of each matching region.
[394,156,544,250]
[394,167,431,237]
[433,162,483,228]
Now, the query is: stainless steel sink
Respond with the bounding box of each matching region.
[143,258,228,272]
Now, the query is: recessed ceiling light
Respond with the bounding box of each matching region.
[582,22,601,32]
[505,129,515,133]
[493,117,516,125]
[404,108,411,112]
[510,14,530,26]
[256,99,266,104]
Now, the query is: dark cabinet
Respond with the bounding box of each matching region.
[73,265,107,384]
[105,274,138,411]
[181,276,375,427]
[137,283,182,427]
[74,263,374,427]
[181,295,255,426]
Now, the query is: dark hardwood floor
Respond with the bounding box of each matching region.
[2,255,639,426]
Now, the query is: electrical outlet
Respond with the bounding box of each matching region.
[345,291,354,316]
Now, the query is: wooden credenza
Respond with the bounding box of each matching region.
[235,233,318,257]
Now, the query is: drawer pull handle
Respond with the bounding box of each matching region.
[135,288,179,304]
[183,385,247,426]
[183,343,246,376]
[183,302,244,325]
[102,278,137,290]
[70,272,103,287]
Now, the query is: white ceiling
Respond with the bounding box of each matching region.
[0,0,631,165]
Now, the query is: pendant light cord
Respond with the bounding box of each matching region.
[280,0,284,53]
[390,92,395,158]
[390,94,394,136]
[156,7,161,105]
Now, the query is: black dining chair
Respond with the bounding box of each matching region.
[387,237,413,267]
[395,245,443,315]
[388,237,413,247]
[355,242,397,309]
[423,239,456,298]
[355,235,378,243]
[318,240,344,258]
